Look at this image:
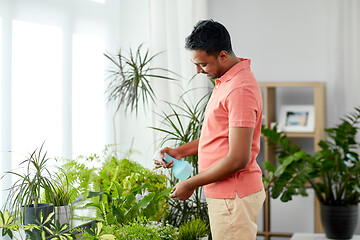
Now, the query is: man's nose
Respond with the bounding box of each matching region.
[196,65,204,74]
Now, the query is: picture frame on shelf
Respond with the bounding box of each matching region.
[278,105,315,132]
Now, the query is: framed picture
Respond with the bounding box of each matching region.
[278,105,315,132]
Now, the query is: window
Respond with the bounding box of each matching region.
[72,33,105,157]
[12,20,62,167]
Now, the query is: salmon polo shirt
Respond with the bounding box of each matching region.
[198,58,264,199]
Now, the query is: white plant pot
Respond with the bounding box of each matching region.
[54,204,72,226]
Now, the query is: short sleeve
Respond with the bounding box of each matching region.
[226,87,259,128]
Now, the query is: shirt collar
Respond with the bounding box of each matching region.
[217,58,251,82]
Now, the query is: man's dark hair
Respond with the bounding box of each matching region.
[185,19,233,57]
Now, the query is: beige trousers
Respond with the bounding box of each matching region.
[206,189,265,240]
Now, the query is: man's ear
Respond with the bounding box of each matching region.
[218,50,228,62]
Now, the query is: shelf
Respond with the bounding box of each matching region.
[284,132,315,138]
[258,81,326,240]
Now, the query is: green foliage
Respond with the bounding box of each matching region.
[86,181,171,226]
[151,92,211,227]
[81,221,115,240]
[98,218,179,240]
[177,218,210,240]
[58,154,100,202]
[155,221,179,240]
[112,217,161,240]
[60,147,170,224]
[104,43,179,115]
[0,210,19,239]
[262,107,360,205]
[24,212,76,240]
[4,142,66,224]
[45,184,72,207]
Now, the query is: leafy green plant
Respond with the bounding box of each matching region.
[44,177,73,207]
[99,217,179,240]
[59,149,170,224]
[0,210,19,239]
[80,221,115,240]
[24,212,76,240]
[153,221,179,240]
[85,180,171,226]
[57,154,100,202]
[262,107,360,205]
[177,218,210,240]
[104,43,178,115]
[151,92,211,227]
[3,143,65,224]
[113,217,161,240]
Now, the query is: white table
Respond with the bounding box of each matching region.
[291,233,360,240]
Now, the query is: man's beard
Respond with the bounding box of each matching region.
[205,72,217,80]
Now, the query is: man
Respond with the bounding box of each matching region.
[156,19,265,240]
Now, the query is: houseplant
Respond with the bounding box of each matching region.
[262,106,360,239]
[45,182,73,226]
[104,43,178,115]
[3,143,63,227]
[151,91,211,227]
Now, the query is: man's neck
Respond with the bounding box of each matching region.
[224,55,241,72]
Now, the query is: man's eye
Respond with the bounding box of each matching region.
[200,64,207,68]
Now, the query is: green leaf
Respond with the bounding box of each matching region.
[100,234,116,240]
[263,161,276,172]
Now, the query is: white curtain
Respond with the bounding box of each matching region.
[146,0,210,158]
[114,0,211,168]
[331,0,360,126]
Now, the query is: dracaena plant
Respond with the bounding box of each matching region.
[104,43,179,115]
[262,106,360,206]
[150,90,211,227]
[3,142,64,223]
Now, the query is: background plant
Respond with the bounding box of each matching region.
[85,180,171,225]
[151,91,211,227]
[177,218,210,240]
[3,143,64,224]
[104,43,179,115]
[262,107,360,205]
[59,148,169,224]
[23,212,76,240]
[80,221,115,240]
[0,210,19,239]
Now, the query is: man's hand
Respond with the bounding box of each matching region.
[154,147,182,169]
[169,180,195,200]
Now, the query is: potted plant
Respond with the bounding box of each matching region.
[3,143,63,227]
[262,107,360,239]
[45,183,73,226]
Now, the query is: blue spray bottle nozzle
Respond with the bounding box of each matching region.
[163,153,193,181]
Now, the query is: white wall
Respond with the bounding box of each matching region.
[208,0,339,125]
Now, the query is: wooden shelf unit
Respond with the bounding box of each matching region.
[258,82,326,240]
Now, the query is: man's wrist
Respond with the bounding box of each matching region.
[185,176,201,190]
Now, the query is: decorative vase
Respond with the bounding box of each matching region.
[320,204,358,239]
[54,204,72,226]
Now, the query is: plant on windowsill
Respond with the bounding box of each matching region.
[262,106,360,239]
